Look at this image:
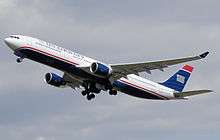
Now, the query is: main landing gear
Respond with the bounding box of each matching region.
[81,82,100,101]
[109,89,117,96]
[87,93,95,100]
[81,82,117,101]
[81,90,96,101]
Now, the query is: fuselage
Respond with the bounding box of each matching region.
[5,35,109,84]
[4,35,176,100]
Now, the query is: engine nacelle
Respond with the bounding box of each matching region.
[45,73,66,87]
[90,62,112,77]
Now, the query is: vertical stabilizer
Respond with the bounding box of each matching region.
[160,65,193,92]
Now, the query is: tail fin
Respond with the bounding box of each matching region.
[160,65,193,92]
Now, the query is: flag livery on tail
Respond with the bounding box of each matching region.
[160,65,193,92]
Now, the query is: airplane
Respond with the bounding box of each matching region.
[4,35,212,100]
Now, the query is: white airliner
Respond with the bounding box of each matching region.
[4,35,212,100]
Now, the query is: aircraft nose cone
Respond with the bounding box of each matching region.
[4,38,12,46]
[4,37,17,50]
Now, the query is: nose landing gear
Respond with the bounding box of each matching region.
[16,57,24,63]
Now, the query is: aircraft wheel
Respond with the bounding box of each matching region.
[81,90,88,96]
[109,89,117,95]
[16,57,23,63]
[90,94,95,99]
[87,94,95,100]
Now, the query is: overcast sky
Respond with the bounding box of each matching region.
[0,0,219,140]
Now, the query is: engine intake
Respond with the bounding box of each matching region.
[45,73,66,87]
[90,62,112,77]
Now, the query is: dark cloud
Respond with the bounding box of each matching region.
[0,0,219,140]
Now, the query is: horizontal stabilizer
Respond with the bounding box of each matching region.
[174,90,213,98]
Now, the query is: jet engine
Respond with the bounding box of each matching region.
[90,62,112,77]
[45,73,66,87]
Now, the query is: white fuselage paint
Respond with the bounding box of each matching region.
[4,35,176,100]
[126,74,175,99]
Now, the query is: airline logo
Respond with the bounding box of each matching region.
[177,74,185,84]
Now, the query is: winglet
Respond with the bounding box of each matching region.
[199,51,209,58]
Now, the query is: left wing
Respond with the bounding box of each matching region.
[63,73,82,90]
[110,52,209,79]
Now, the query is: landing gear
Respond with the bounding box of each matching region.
[87,93,95,100]
[16,57,24,63]
[81,90,96,100]
[81,90,88,96]
[81,81,102,101]
[109,89,117,95]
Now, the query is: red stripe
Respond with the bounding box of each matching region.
[17,46,79,66]
[182,65,193,73]
[119,79,169,100]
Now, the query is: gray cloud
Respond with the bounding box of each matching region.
[0,0,219,140]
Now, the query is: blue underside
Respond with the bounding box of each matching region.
[15,48,165,100]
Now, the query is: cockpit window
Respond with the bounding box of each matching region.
[10,36,20,39]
